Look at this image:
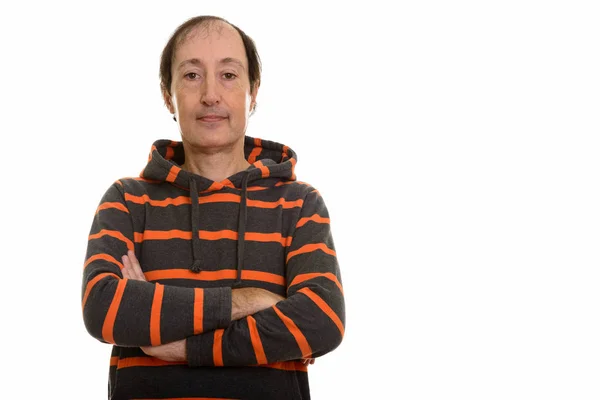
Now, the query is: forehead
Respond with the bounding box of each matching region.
[174,21,247,66]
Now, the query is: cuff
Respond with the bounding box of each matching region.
[186,330,216,367]
[203,286,232,331]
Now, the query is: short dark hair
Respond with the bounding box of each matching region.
[159,15,262,96]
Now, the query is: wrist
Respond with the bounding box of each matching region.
[231,288,246,320]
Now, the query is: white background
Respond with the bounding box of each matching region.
[1,1,599,399]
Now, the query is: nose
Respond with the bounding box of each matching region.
[200,75,220,106]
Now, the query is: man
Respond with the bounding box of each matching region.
[82,15,345,399]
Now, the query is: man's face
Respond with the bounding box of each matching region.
[164,21,257,149]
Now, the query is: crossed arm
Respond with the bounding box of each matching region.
[83,182,344,368]
[120,250,314,365]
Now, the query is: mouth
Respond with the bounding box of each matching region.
[197,115,227,122]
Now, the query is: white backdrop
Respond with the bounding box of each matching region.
[1,1,599,399]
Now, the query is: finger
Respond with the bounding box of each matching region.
[129,251,146,281]
[140,346,152,356]
[127,250,147,281]
[121,255,132,279]
[310,358,315,365]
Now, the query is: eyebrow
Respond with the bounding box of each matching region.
[177,57,245,70]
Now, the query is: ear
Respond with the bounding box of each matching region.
[161,85,176,114]
[250,81,260,111]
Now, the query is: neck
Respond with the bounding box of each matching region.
[180,141,251,182]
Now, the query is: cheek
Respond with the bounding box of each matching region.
[227,90,252,111]
[175,92,198,112]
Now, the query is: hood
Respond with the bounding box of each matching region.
[138,136,298,284]
[140,135,298,192]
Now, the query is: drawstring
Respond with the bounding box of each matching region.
[189,178,203,273]
[232,171,250,287]
[188,172,250,281]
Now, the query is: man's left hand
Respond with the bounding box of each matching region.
[121,250,147,281]
[122,250,187,362]
[141,339,187,362]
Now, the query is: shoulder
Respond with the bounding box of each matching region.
[281,180,330,211]
[112,176,164,193]
[275,180,320,196]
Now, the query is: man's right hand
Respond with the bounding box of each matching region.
[231,287,285,320]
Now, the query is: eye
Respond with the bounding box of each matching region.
[223,72,237,80]
[184,72,199,80]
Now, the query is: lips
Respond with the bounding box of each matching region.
[198,114,227,122]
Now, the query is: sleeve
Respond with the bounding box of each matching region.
[81,181,232,347]
[186,188,345,367]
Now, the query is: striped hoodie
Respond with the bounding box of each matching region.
[81,136,345,400]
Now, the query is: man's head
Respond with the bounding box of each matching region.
[159,16,261,149]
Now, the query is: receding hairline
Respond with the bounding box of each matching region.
[175,18,241,49]
[171,19,247,68]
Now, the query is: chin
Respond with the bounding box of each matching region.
[183,128,242,149]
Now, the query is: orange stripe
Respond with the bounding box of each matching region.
[136,230,192,241]
[290,158,297,180]
[213,329,224,366]
[84,253,124,270]
[145,269,234,281]
[205,231,292,245]
[96,202,129,214]
[248,146,261,163]
[242,270,285,285]
[194,288,204,334]
[287,243,336,263]
[201,230,237,240]
[246,232,292,245]
[254,160,270,178]
[150,283,164,346]
[206,181,224,192]
[221,179,234,188]
[247,198,303,209]
[124,192,302,209]
[82,273,118,308]
[144,269,285,286]
[273,306,312,357]
[253,137,261,147]
[115,356,305,373]
[88,230,133,251]
[200,193,240,203]
[165,146,174,160]
[288,272,344,294]
[245,185,268,191]
[296,214,330,228]
[166,165,181,183]
[102,278,127,344]
[110,356,118,366]
[115,180,123,187]
[125,193,192,207]
[275,180,310,187]
[298,287,344,336]
[117,356,186,369]
[134,230,292,246]
[247,316,267,364]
